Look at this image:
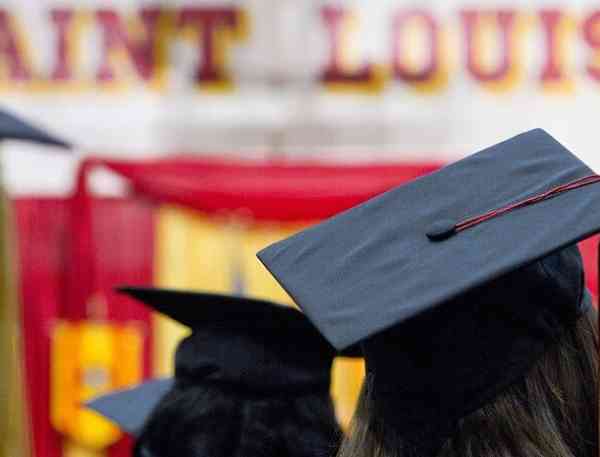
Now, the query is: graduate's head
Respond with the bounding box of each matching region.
[87,287,360,457]
[131,359,341,457]
[258,129,600,457]
[337,282,598,457]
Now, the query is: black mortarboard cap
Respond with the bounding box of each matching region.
[257,129,598,444]
[120,287,357,392]
[87,379,173,436]
[87,287,359,434]
[0,107,71,148]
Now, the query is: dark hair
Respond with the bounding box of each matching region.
[133,382,343,457]
[338,308,598,457]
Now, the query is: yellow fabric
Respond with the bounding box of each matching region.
[0,186,30,457]
[153,205,364,427]
[50,321,143,451]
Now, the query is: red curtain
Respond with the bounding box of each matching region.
[14,197,155,457]
[102,157,442,220]
[16,199,65,457]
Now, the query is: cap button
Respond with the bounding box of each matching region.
[426,219,457,241]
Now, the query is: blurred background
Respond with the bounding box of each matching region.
[1,0,598,456]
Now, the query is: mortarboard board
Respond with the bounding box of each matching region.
[0,107,71,148]
[87,286,360,434]
[87,379,173,436]
[257,129,599,444]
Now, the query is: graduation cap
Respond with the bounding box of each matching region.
[87,286,360,435]
[257,129,599,444]
[87,379,173,436]
[0,107,71,148]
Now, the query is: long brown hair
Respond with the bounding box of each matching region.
[338,308,598,457]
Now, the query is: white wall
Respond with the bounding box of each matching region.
[2,0,599,195]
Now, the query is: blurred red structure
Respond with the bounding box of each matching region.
[14,197,154,457]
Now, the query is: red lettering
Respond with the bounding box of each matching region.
[320,6,376,85]
[582,10,600,81]
[0,10,30,81]
[539,10,568,84]
[177,8,241,85]
[96,8,162,82]
[392,10,439,83]
[461,9,518,83]
[50,9,75,82]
